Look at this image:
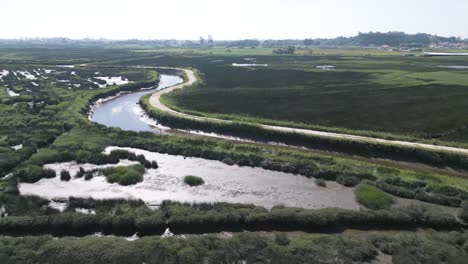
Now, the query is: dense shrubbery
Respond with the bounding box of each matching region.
[0,230,465,264]
[0,197,165,236]
[109,149,158,169]
[14,165,56,183]
[373,180,463,207]
[183,175,204,186]
[102,164,145,186]
[426,185,468,200]
[161,202,463,234]
[0,200,464,237]
[67,197,146,210]
[356,184,394,210]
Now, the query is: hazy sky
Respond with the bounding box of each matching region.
[2,0,468,40]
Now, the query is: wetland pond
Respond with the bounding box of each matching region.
[20,147,359,210]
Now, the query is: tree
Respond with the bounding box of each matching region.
[199,36,206,46]
[76,167,85,178]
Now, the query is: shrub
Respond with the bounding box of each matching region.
[136,154,146,164]
[75,167,85,178]
[143,160,152,169]
[315,178,327,187]
[337,175,360,187]
[222,157,235,165]
[356,184,394,210]
[102,164,145,186]
[84,171,94,181]
[60,171,71,181]
[184,176,205,187]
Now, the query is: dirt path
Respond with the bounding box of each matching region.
[149,68,468,155]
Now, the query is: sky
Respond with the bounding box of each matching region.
[2,0,468,40]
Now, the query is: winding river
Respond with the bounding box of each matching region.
[90,74,183,132]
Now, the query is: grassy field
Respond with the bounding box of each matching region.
[142,51,468,145]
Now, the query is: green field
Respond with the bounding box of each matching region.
[147,51,468,145]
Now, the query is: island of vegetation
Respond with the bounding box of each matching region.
[183,175,205,186]
[102,164,145,186]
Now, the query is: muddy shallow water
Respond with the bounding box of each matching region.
[19,147,359,210]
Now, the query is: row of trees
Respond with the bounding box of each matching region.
[226,32,467,48]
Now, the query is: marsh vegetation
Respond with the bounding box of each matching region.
[1,45,468,262]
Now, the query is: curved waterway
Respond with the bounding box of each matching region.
[90,74,183,132]
[90,74,278,143]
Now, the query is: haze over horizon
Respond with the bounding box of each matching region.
[2,0,468,40]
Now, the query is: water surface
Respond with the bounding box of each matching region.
[20,147,359,210]
[90,75,183,132]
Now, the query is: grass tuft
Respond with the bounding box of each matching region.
[356,183,394,210]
